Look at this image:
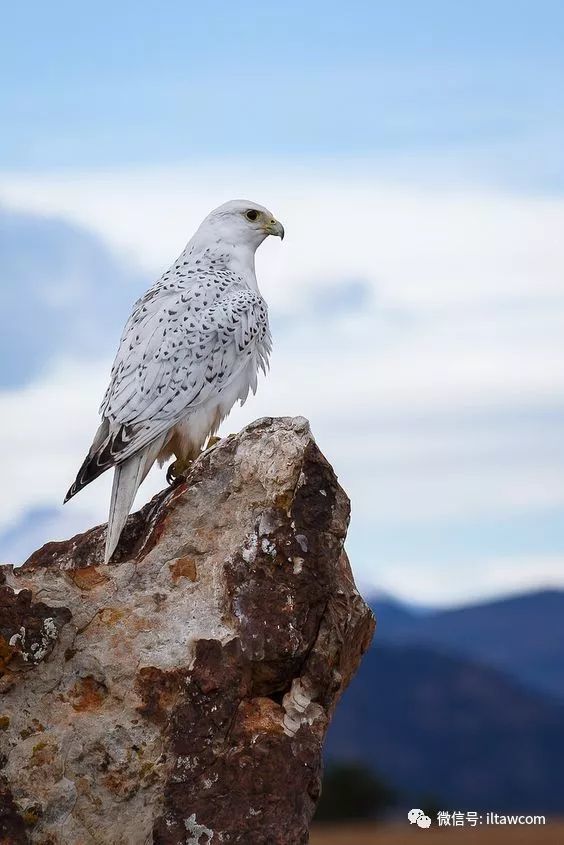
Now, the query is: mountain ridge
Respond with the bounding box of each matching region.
[370,588,564,701]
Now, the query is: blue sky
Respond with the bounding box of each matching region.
[1,1,563,605]
[2,1,564,187]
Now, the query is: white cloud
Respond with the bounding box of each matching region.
[0,359,115,531]
[372,554,564,608]
[3,161,564,312]
[1,314,561,538]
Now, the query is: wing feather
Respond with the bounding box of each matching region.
[65,281,269,500]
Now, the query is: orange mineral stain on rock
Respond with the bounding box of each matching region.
[99,607,125,625]
[69,675,107,711]
[236,697,285,736]
[136,666,184,725]
[168,556,197,582]
[69,566,109,591]
[0,635,17,673]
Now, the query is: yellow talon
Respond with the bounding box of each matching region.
[166,456,193,485]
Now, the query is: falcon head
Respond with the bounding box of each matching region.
[199,199,284,250]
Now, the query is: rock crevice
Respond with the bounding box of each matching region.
[0,417,374,845]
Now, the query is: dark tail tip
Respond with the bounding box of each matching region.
[63,486,75,504]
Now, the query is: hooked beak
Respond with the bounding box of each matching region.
[265,218,285,240]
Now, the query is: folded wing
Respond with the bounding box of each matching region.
[64,284,270,501]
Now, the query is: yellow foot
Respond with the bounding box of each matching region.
[205,435,221,450]
[166,456,193,485]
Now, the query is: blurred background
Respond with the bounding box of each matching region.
[1,1,563,840]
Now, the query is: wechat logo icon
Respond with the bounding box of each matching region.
[408,808,432,828]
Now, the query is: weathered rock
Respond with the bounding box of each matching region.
[0,417,374,845]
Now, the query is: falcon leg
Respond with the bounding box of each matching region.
[166,436,221,484]
[166,456,193,485]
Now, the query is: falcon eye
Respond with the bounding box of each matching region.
[245,209,259,221]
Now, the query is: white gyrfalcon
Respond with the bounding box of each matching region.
[65,200,284,562]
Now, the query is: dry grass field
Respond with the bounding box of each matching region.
[310,820,564,845]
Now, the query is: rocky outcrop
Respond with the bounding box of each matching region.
[0,417,375,845]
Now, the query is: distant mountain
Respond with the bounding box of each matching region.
[0,205,146,386]
[326,643,564,813]
[371,590,564,701]
[370,594,424,631]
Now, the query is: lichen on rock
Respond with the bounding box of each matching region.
[0,417,374,845]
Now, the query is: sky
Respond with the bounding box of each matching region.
[1,1,563,606]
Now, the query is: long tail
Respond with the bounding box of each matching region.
[104,435,166,563]
[105,453,146,564]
